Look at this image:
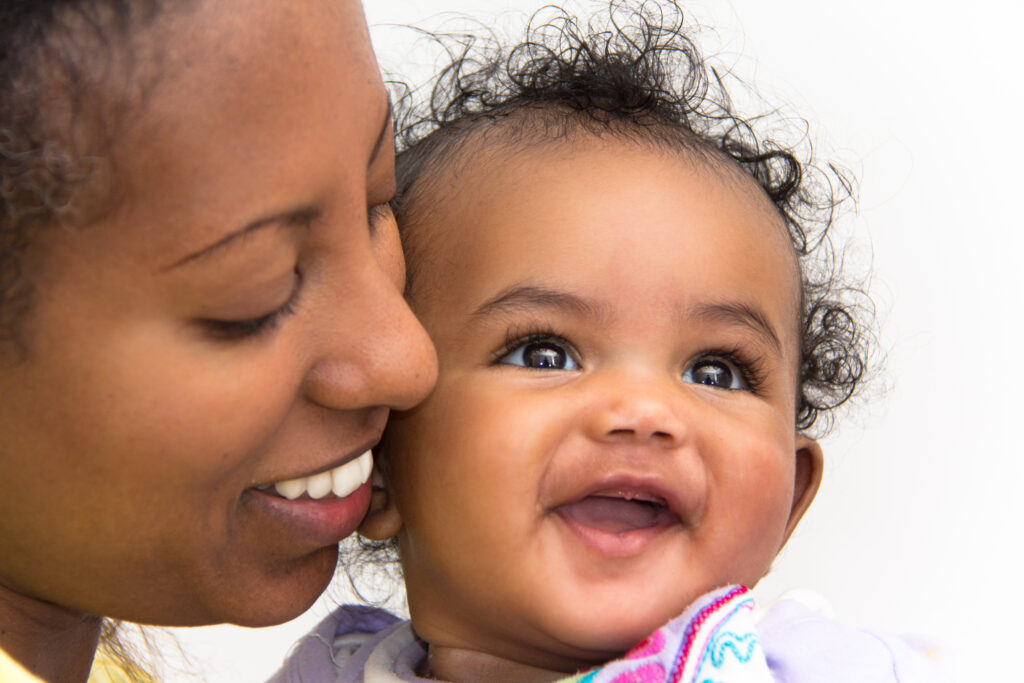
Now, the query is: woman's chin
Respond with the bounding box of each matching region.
[121,543,340,629]
[226,545,340,628]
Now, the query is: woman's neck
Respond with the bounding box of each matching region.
[422,644,572,683]
[0,583,102,682]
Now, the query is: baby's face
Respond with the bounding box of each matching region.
[380,137,822,671]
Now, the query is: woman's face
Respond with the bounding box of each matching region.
[0,0,436,627]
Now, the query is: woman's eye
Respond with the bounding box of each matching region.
[499,338,580,371]
[202,301,296,340]
[683,357,745,390]
[201,273,302,341]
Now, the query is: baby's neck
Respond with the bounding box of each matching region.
[422,644,570,683]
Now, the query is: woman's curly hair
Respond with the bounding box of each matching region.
[389,0,873,436]
[0,0,162,348]
[1,2,161,675]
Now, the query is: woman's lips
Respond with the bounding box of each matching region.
[246,479,372,547]
[244,449,375,547]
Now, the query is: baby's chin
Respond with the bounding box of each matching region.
[419,610,668,675]
[530,602,684,670]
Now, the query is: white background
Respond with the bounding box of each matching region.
[153,1,1024,680]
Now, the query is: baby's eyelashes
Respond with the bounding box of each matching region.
[683,356,745,391]
[490,325,768,394]
[496,333,581,371]
[682,351,766,394]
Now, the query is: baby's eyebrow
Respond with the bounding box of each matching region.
[471,285,601,320]
[691,301,783,353]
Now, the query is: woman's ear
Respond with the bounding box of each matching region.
[358,471,403,540]
[781,435,824,545]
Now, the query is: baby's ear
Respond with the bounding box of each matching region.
[358,469,403,540]
[781,435,824,545]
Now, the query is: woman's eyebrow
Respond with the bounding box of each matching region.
[691,301,782,353]
[162,206,320,271]
[165,97,390,273]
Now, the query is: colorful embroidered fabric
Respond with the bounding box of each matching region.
[558,585,773,683]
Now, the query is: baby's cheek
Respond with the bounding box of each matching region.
[718,456,795,564]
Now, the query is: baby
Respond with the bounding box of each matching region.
[275,3,949,682]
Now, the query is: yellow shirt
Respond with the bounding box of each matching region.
[0,647,148,683]
[88,653,150,683]
[0,646,43,683]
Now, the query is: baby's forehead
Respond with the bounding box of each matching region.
[403,112,788,227]
[397,131,804,347]
[398,124,801,302]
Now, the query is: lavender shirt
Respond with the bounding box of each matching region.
[269,587,952,682]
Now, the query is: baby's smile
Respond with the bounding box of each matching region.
[541,462,706,559]
[558,492,673,534]
[555,491,677,550]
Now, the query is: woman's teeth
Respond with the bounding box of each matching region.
[272,450,373,500]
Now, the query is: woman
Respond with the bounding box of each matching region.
[0,0,437,680]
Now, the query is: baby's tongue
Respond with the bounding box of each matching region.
[559,496,663,533]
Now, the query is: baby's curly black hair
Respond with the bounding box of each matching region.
[389,0,871,436]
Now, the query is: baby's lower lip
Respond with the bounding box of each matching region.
[245,480,372,547]
[555,495,678,557]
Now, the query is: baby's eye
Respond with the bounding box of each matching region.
[498,336,580,371]
[683,356,745,390]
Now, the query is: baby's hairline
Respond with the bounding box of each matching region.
[399,107,790,232]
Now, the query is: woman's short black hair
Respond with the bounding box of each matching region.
[390,0,873,435]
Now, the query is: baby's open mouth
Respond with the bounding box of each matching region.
[557,493,676,533]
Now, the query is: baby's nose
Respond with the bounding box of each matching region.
[583,378,686,448]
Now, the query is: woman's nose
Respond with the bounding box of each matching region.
[583,374,687,449]
[303,246,438,413]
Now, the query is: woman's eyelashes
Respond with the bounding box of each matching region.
[201,271,303,341]
[496,333,581,371]
[198,200,388,342]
